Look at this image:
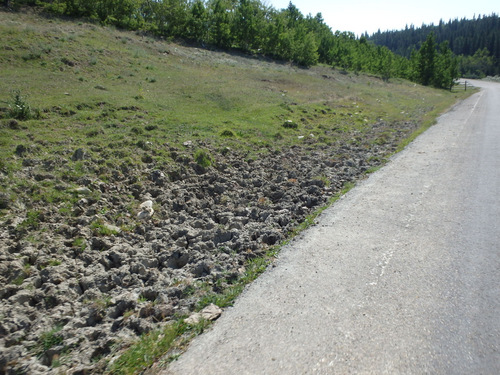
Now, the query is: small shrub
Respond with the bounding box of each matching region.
[282,120,298,129]
[40,44,52,54]
[131,127,143,135]
[313,175,330,187]
[134,89,144,100]
[12,274,27,286]
[21,50,41,62]
[220,129,235,137]
[8,91,33,120]
[194,149,212,168]
[61,57,76,66]
[274,132,284,140]
[137,140,152,150]
[89,295,112,310]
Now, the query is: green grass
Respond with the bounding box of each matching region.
[72,237,87,251]
[90,219,120,236]
[38,325,64,352]
[16,210,41,231]
[34,324,67,365]
[0,12,473,171]
[106,321,189,375]
[193,148,212,168]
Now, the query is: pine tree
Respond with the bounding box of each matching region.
[434,41,459,90]
[416,32,436,86]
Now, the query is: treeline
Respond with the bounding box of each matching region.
[369,14,500,77]
[7,0,399,70]
[4,0,459,87]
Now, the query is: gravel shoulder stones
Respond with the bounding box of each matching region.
[0,122,416,373]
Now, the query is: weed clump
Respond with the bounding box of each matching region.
[220,129,235,137]
[282,120,298,129]
[39,326,64,351]
[194,149,212,168]
[130,126,143,135]
[17,210,41,231]
[90,219,119,236]
[8,91,35,121]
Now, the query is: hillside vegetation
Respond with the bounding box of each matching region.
[4,0,462,88]
[0,9,473,374]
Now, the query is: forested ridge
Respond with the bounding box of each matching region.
[369,14,500,77]
[3,0,461,87]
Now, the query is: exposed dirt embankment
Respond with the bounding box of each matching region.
[0,121,415,373]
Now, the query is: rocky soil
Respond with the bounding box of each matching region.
[0,121,415,374]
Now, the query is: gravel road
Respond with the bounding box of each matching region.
[164,80,500,374]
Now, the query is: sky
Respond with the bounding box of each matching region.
[265,0,499,37]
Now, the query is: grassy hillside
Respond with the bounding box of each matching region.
[1,10,467,170]
[0,9,474,375]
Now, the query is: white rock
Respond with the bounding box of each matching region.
[140,200,153,209]
[184,303,222,325]
[137,200,154,220]
[137,209,154,220]
[75,187,92,195]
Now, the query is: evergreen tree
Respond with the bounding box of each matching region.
[369,13,500,77]
[416,32,436,86]
[434,41,459,90]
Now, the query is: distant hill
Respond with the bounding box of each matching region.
[368,14,500,77]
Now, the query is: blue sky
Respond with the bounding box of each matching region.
[265,0,499,36]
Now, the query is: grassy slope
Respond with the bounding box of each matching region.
[0,9,474,374]
[1,10,470,174]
